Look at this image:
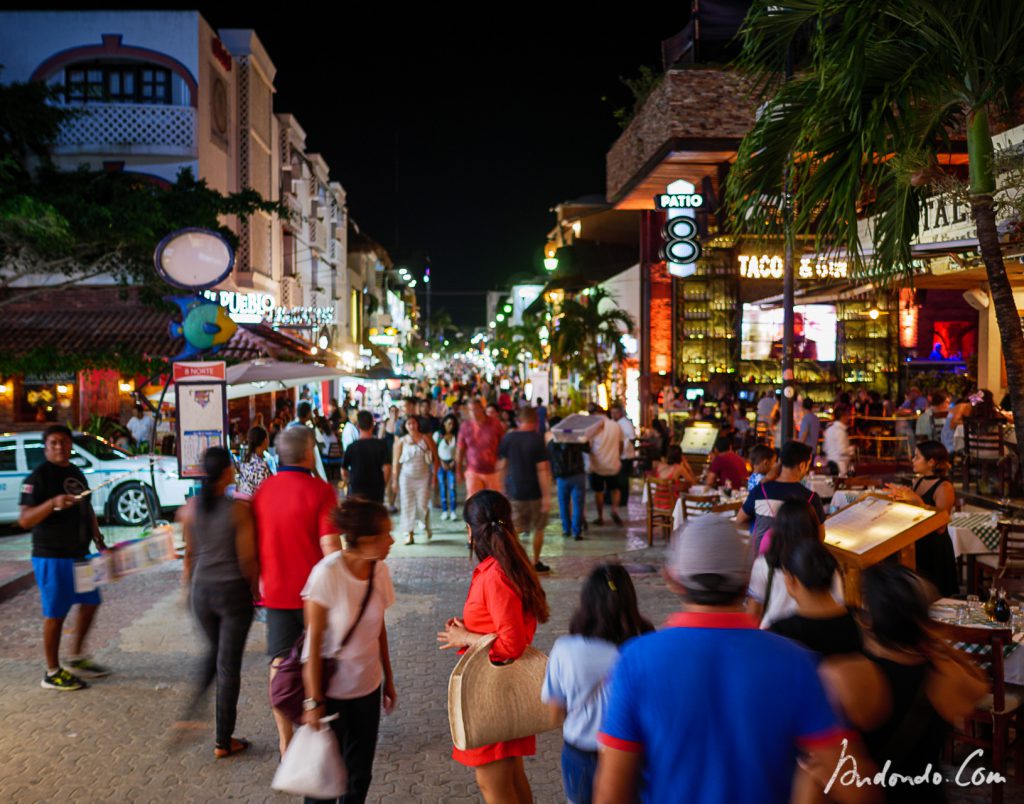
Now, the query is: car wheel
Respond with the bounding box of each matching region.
[109,483,158,526]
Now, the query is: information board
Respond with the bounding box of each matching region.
[174,361,227,478]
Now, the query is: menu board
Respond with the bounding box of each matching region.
[680,426,718,456]
[825,496,939,556]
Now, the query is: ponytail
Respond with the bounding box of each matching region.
[199,446,232,513]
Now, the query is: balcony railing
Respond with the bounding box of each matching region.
[54,102,197,159]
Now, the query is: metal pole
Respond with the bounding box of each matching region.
[779,47,796,445]
[780,191,795,444]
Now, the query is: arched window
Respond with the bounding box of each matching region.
[65,61,173,104]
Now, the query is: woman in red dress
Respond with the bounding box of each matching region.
[438,490,550,803]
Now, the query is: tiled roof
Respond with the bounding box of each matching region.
[0,286,304,367]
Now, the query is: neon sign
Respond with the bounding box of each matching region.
[737,255,848,280]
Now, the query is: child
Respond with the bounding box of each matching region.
[542,563,654,804]
[746,444,777,492]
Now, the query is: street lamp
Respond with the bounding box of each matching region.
[544,257,558,272]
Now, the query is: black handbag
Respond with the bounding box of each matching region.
[269,562,376,722]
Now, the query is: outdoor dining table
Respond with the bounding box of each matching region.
[930,598,1024,685]
[947,511,1005,556]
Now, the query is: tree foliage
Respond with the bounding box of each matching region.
[551,287,635,390]
[726,0,1024,276]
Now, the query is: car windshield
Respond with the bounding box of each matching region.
[72,435,131,461]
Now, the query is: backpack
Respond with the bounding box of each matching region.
[756,483,817,557]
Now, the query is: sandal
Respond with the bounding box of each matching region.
[214,737,250,758]
[405,533,414,545]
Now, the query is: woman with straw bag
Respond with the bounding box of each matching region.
[438,490,550,804]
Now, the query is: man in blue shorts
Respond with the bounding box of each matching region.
[594,515,876,803]
[19,425,110,691]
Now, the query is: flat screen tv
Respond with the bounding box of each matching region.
[741,303,837,361]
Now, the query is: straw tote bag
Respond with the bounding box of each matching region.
[448,634,563,750]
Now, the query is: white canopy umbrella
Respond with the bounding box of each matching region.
[148,359,353,401]
[223,359,352,400]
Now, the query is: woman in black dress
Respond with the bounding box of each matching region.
[885,440,958,597]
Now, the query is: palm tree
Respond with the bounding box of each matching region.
[727,0,1024,480]
[551,287,635,399]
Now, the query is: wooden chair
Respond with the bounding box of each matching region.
[682,493,719,520]
[974,520,1024,593]
[932,621,1024,803]
[645,477,677,547]
[962,419,1008,497]
[834,475,883,491]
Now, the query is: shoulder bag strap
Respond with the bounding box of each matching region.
[763,565,776,614]
[339,561,377,649]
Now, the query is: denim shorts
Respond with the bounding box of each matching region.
[561,742,599,804]
[32,557,101,619]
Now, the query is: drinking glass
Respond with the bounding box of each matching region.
[966,594,981,612]
[955,604,969,625]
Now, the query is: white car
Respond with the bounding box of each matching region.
[0,432,196,527]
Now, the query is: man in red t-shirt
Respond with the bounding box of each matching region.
[252,426,339,754]
[456,399,504,497]
[706,434,749,491]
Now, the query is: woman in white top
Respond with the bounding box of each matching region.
[302,498,397,804]
[390,415,440,544]
[747,498,844,630]
[542,563,654,804]
[434,414,459,520]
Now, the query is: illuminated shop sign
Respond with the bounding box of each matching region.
[737,255,849,280]
[202,290,336,327]
[655,193,705,209]
[660,179,701,278]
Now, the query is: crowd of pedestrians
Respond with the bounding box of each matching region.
[16,380,1000,804]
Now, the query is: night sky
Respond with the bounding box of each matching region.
[18,5,692,324]
[218,10,688,326]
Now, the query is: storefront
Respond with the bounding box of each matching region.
[0,286,315,436]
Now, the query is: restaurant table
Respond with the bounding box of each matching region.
[930,598,1024,685]
[670,486,744,532]
[948,511,1003,556]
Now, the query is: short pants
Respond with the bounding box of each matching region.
[265,607,305,659]
[588,472,624,494]
[32,557,101,619]
[510,498,547,533]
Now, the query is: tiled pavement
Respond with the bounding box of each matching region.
[0,499,1016,802]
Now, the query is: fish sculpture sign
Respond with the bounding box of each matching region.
[167,296,237,360]
[154,228,238,361]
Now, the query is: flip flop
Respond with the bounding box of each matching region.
[214,737,250,758]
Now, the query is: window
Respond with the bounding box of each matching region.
[0,440,16,472]
[23,443,45,471]
[73,435,129,462]
[65,62,171,104]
